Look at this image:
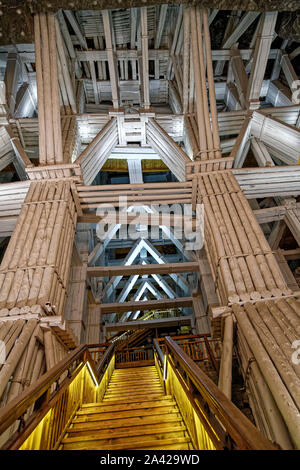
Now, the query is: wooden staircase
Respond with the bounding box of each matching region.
[60,366,193,450]
[116,328,152,350]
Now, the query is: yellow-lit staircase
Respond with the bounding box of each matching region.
[61,366,193,450]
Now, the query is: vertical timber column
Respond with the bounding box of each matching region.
[141,7,150,109]
[218,314,233,399]
[64,246,88,344]
[34,13,63,164]
[246,12,278,109]
[0,180,77,317]
[4,52,20,115]
[197,170,290,305]
[61,114,79,163]
[102,10,120,109]
[182,6,190,114]
[185,10,300,448]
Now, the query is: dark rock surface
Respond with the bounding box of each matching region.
[0,1,298,46]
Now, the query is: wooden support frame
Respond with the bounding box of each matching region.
[87,262,199,278]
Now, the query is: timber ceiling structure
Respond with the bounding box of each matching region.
[0,1,299,451]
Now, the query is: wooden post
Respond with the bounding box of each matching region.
[218,314,233,400]
[233,303,300,449]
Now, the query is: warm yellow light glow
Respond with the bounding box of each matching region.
[163,354,168,381]
[86,361,98,386]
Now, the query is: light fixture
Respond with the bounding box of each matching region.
[163,354,168,381]
[86,361,98,387]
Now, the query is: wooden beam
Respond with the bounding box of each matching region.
[182,6,190,114]
[246,12,278,109]
[102,10,119,108]
[4,125,33,168]
[281,248,300,261]
[140,7,150,109]
[233,165,300,198]
[100,297,193,314]
[167,5,183,79]
[230,50,248,108]
[4,52,20,115]
[89,60,100,104]
[215,12,260,76]
[55,16,77,113]
[154,5,168,49]
[104,315,193,331]
[281,53,298,93]
[87,262,199,278]
[254,205,287,224]
[290,46,300,61]
[231,115,252,168]
[64,10,87,50]
[57,9,82,79]
[222,12,260,49]
[78,212,196,228]
[250,137,274,167]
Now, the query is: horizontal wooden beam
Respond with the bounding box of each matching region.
[254,205,287,224]
[87,262,199,278]
[74,48,279,63]
[100,297,193,314]
[78,212,197,228]
[104,315,193,332]
[10,48,280,65]
[281,248,300,261]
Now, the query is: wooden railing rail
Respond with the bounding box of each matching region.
[96,342,115,377]
[153,339,164,370]
[115,346,154,367]
[87,342,110,364]
[157,334,221,371]
[0,342,115,450]
[163,336,277,450]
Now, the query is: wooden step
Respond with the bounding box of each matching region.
[113,366,156,372]
[108,378,161,385]
[81,395,172,408]
[74,406,180,423]
[60,366,193,451]
[111,372,158,378]
[140,442,193,450]
[77,399,177,415]
[62,432,189,450]
[107,383,162,390]
[101,394,170,405]
[102,396,165,403]
[71,414,183,432]
[110,373,159,379]
[104,388,163,397]
[65,422,186,441]
[112,369,157,374]
[106,382,162,390]
[104,388,163,399]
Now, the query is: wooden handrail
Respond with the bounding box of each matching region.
[96,342,115,376]
[87,342,110,348]
[157,333,213,343]
[153,339,164,370]
[0,342,115,443]
[164,336,277,450]
[0,345,87,437]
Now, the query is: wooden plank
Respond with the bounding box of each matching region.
[100,298,193,314]
[87,262,199,278]
[104,315,193,332]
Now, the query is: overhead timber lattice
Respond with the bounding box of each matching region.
[0,2,299,451]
